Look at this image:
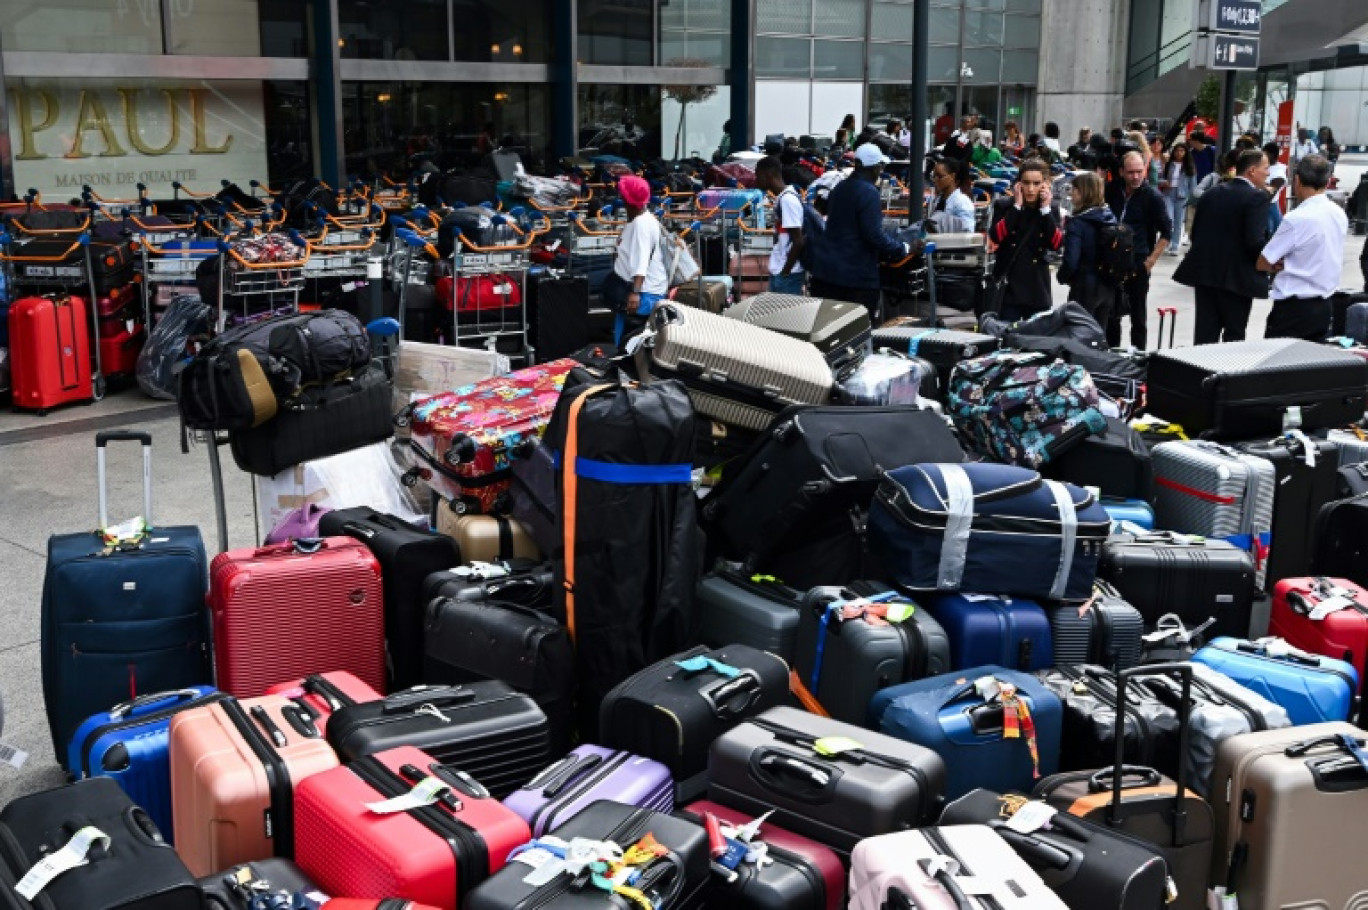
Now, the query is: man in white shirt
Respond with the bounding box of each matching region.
[1293,128,1319,161]
[755,156,806,294]
[611,174,669,343]
[1258,154,1347,342]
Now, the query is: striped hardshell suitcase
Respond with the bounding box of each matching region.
[1047,580,1145,671]
[1151,441,1275,587]
[645,302,833,432]
[724,293,871,380]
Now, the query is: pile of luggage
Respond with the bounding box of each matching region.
[18,285,1368,910]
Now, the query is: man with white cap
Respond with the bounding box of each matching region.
[808,143,912,321]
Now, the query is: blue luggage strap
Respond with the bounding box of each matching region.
[906,327,940,356]
[809,592,900,691]
[552,452,692,485]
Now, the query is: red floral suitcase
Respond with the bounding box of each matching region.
[294,745,530,910]
[209,537,386,697]
[403,359,575,514]
[1268,576,1368,679]
[264,670,384,734]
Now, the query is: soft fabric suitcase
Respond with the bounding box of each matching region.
[724,293,872,380]
[1033,664,1216,910]
[528,274,590,363]
[1145,339,1368,440]
[678,800,845,910]
[644,302,833,432]
[504,745,674,837]
[1206,722,1368,910]
[169,694,340,877]
[695,570,804,664]
[464,801,711,910]
[707,706,947,854]
[326,680,552,798]
[422,595,574,755]
[868,462,1111,601]
[43,431,210,765]
[316,507,460,690]
[1267,576,1368,680]
[872,666,1063,801]
[847,825,1068,910]
[0,777,200,910]
[599,644,791,800]
[1098,532,1256,638]
[835,351,927,406]
[294,745,528,909]
[422,558,554,611]
[9,293,93,412]
[1042,415,1154,502]
[209,536,386,697]
[868,326,1000,392]
[1036,665,1182,775]
[672,278,729,313]
[67,686,225,844]
[1191,635,1357,725]
[702,405,965,570]
[925,594,1053,673]
[1046,580,1145,671]
[405,359,575,514]
[938,789,1171,910]
[198,859,319,909]
[1234,434,1341,585]
[1310,492,1368,585]
[793,583,951,725]
[433,510,540,563]
[508,440,556,555]
[262,670,383,735]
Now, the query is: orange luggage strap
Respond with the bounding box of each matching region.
[561,383,615,645]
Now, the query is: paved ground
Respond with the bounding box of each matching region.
[0,166,1364,804]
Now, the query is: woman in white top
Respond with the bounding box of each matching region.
[928,155,977,233]
[610,175,668,343]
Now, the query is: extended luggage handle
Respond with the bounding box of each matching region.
[108,688,203,720]
[1109,664,1193,842]
[1086,764,1162,793]
[95,430,154,534]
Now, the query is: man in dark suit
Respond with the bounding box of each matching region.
[1174,148,1272,344]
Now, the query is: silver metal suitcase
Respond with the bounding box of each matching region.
[646,302,833,431]
[1151,440,1275,587]
[1324,428,1368,467]
[724,293,871,380]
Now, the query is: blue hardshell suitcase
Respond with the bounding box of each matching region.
[1191,636,1359,725]
[868,463,1111,601]
[66,685,224,842]
[871,665,1063,802]
[1101,498,1154,533]
[42,431,212,766]
[926,594,1054,673]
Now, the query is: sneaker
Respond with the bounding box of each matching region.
[1167,249,1180,257]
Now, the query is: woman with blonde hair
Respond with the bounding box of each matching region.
[1057,171,1120,326]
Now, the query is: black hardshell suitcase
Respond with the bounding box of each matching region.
[422,559,555,612]
[422,595,575,756]
[1234,435,1340,586]
[198,859,316,909]
[0,777,201,910]
[695,570,804,665]
[1035,665,1182,775]
[1145,339,1368,440]
[707,706,947,856]
[529,274,590,364]
[1311,493,1368,586]
[868,326,999,392]
[724,293,872,380]
[599,644,792,802]
[1046,580,1145,671]
[1043,416,1154,502]
[325,680,552,798]
[10,237,136,294]
[1098,533,1256,638]
[317,507,461,690]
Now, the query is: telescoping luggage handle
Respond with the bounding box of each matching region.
[95,430,154,534]
[1102,663,1193,843]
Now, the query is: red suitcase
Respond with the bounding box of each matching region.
[96,282,139,318]
[403,359,575,514]
[8,293,93,412]
[435,272,524,312]
[294,745,530,910]
[100,323,145,376]
[210,537,386,697]
[1268,576,1368,679]
[681,800,846,910]
[324,902,442,910]
[264,670,383,734]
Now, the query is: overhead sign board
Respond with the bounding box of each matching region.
[1203,0,1261,34]
[1194,33,1261,70]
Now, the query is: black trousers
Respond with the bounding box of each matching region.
[1106,272,1150,349]
[810,277,884,323]
[1193,286,1254,345]
[1265,296,1332,343]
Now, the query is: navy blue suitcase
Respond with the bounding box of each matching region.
[66,685,224,843]
[926,593,1054,673]
[42,431,212,766]
[871,665,1063,802]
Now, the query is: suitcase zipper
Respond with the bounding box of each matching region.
[350,756,489,906]
[77,691,227,776]
[529,751,630,835]
[921,827,1005,910]
[893,619,927,681]
[219,699,294,858]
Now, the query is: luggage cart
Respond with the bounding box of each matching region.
[212,231,310,333]
[447,211,545,356]
[880,242,933,326]
[138,234,218,329]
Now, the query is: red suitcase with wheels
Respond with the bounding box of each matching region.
[100,323,145,376]
[1267,576,1368,679]
[264,670,384,734]
[294,745,530,910]
[8,293,93,412]
[210,537,386,697]
[324,902,441,910]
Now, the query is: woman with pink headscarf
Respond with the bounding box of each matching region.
[606,174,668,343]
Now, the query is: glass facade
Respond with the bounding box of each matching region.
[1126,0,1195,95]
[579,0,655,65]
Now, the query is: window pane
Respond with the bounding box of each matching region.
[451,0,552,63]
[338,0,448,61]
[758,0,811,34]
[757,37,812,78]
[966,0,1006,10]
[813,40,863,79]
[813,0,865,38]
[868,43,913,83]
[579,0,654,65]
[872,3,914,40]
[681,0,729,31]
[1006,0,1042,11]
[964,10,1004,46]
[167,0,261,55]
[927,45,960,83]
[962,47,1002,83]
[1001,49,1039,83]
[261,1,310,57]
[930,6,960,44]
[578,83,662,159]
[2,0,162,54]
[660,31,731,69]
[1003,15,1041,49]
[662,83,730,159]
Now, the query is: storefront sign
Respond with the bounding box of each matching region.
[1275,99,1294,164]
[8,81,270,200]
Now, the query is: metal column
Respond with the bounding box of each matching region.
[551,0,578,159]
[910,0,929,219]
[309,0,345,187]
[731,0,754,153]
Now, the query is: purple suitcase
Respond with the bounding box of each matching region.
[502,744,674,837]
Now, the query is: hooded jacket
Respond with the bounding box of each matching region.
[1057,205,1118,303]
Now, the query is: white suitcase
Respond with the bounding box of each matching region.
[1151,440,1275,587]
[848,826,1069,910]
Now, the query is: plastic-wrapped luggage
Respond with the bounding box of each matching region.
[835,351,929,405]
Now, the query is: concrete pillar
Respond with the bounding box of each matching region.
[1036,0,1129,141]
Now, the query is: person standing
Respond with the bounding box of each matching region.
[1189,131,1217,182]
[1002,120,1025,158]
[1057,172,1120,327]
[1257,155,1347,342]
[755,156,806,294]
[1174,148,1272,345]
[986,159,1063,322]
[608,175,668,344]
[808,143,911,321]
[1042,122,1062,157]
[1160,142,1195,254]
[1294,128,1319,161]
[1318,127,1340,171]
[927,155,977,233]
[1105,149,1172,348]
[1067,128,1093,164]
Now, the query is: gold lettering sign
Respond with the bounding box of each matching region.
[119,88,180,156]
[10,86,236,159]
[188,88,233,155]
[11,88,57,161]
[67,90,127,159]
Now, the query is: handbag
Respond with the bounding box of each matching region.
[264,503,332,545]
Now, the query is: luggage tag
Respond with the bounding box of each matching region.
[1002,800,1057,834]
[364,777,451,815]
[1208,886,1239,910]
[0,741,29,769]
[1309,596,1356,621]
[674,655,740,679]
[15,826,111,900]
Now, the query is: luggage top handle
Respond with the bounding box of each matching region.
[1282,732,1368,784]
[1107,663,1193,843]
[95,430,153,536]
[108,688,206,720]
[673,655,764,721]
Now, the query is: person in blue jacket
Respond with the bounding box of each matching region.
[808,143,912,321]
[1056,171,1118,328]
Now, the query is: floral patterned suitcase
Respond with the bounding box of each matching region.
[402,359,575,514]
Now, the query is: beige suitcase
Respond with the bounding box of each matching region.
[169,694,339,877]
[1208,721,1368,909]
[434,508,541,562]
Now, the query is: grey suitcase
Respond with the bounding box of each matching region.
[1151,440,1275,588]
[695,569,803,664]
[646,302,833,432]
[1047,580,1145,671]
[793,582,951,726]
[707,705,947,855]
[1323,427,1368,467]
[1347,301,1368,343]
[725,293,872,380]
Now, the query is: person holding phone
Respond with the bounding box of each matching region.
[985,159,1063,322]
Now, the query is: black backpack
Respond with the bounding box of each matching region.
[1095,221,1137,287]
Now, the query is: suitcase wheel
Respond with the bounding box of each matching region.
[444,435,477,465]
[401,469,421,488]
